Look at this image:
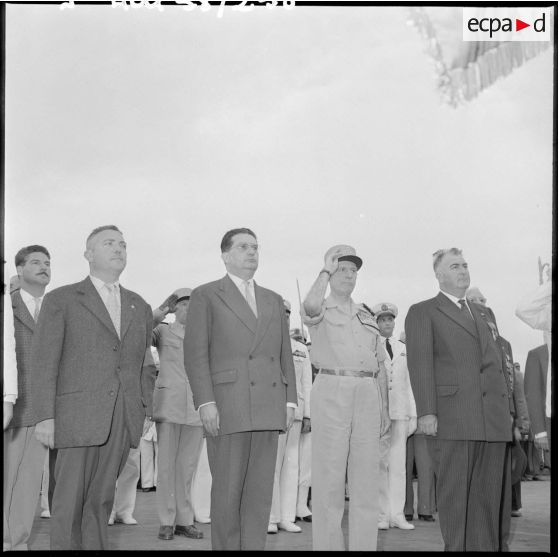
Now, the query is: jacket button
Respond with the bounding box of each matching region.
[272,382,277,387]
[109,390,115,396]
[482,392,487,397]
[249,355,253,360]
[271,357,274,362]
[116,366,121,372]
[113,346,118,351]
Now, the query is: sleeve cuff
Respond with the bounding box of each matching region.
[534,431,547,439]
[286,402,297,409]
[197,401,216,410]
[3,395,17,404]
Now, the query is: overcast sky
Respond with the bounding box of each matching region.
[4,3,553,367]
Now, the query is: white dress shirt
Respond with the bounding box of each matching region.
[440,290,473,315]
[89,274,121,308]
[19,287,45,321]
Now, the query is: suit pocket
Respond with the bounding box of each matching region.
[57,390,84,396]
[437,385,459,397]
[212,369,238,385]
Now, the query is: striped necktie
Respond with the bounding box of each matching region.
[104,283,121,337]
[243,280,258,317]
[33,297,41,322]
[458,299,474,321]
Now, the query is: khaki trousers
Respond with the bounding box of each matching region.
[3,425,47,550]
[270,420,302,523]
[112,447,140,518]
[311,374,381,551]
[156,422,203,526]
[296,431,312,518]
[378,419,410,521]
[191,438,212,520]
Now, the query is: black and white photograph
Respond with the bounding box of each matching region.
[2,0,552,553]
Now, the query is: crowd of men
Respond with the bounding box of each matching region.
[3,225,551,552]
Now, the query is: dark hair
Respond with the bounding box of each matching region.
[86,225,122,248]
[220,228,257,253]
[15,245,51,267]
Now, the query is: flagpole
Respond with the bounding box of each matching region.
[296,278,304,340]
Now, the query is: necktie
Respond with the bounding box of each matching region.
[33,297,41,322]
[105,283,121,337]
[458,299,474,321]
[243,280,258,317]
[385,338,393,359]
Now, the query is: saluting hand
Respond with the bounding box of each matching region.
[323,245,345,275]
[200,402,220,437]
[158,293,179,315]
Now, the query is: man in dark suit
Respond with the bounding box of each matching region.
[184,227,297,550]
[524,344,550,452]
[405,248,513,552]
[31,225,154,550]
[3,245,51,551]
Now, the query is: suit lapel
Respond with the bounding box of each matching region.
[250,284,274,352]
[436,292,478,339]
[11,290,35,332]
[77,277,119,339]
[216,276,257,334]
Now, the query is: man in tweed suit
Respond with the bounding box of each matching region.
[3,245,51,551]
[405,248,513,552]
[184,228,297,550]
[31,226,153,550]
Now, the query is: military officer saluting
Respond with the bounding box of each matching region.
[302,245,390,551]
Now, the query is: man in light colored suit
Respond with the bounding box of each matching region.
[268,300,312,534]
[31,225,154,550]
[152,287,204,541]
[405,248,513,552]
[3,246,51,551]
[184,228,297,550]
[375,302,417,531]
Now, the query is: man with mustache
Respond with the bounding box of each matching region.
[4,245,51,551]
[30,226,154,550]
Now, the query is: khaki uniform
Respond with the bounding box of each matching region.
[303,295,386,551]
[153,322,203,527]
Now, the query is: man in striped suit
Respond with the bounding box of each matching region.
[405,248,513,552]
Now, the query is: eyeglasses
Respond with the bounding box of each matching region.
[233,243,259,252]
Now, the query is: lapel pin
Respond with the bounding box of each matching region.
[131,304,135,309]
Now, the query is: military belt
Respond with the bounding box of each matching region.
[319,368,379,378]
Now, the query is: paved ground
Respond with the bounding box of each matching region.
[27,476,550,552]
